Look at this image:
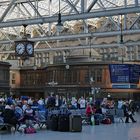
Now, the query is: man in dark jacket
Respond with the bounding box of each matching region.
[47,93,56,109]
[2,104,18,129]
[122,101,136,123]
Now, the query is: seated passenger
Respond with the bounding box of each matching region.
[2,104,18,129]
[24,104,35,121]
[86,103,94,117]
[20,104,36,127]
[15,105,23,120]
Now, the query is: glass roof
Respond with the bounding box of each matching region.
[0,0,136,22]
[0,0,139,41]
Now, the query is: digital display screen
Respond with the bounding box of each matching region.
[109,64,140,83]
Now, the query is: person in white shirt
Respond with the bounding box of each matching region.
[0,96,5,104]
[28,97,33,105]
[118,99,123,109]
[22,101,28,111]
[71,97,77,109]
[79,96,86,109]
[38,98,44,105]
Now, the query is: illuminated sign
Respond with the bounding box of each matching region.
[109,64,140,83]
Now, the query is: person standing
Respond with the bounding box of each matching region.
[79,96,86,109]
[122,101,136,123]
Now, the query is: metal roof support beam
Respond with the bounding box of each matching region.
[0,6,140,28]
[0,0,44,6]
[15,0,44,4]
[30,29,140,42]
[0,29,140,44]
[98,0,105,9]
[81,0,86,13]
[86,0,98,12]
[135,0,139,6]
[28,1,45,24]
[1,41,140,54]
[123,0,127,30]
[0,0,16,22]
[129,15,140,29]
[68,0,79,14]
[48,0,52,36]
[65,0,79,14]
[20,4,51,48]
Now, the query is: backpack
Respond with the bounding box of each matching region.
[24,127,36,134]
[101,118,111,124]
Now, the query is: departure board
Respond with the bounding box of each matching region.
[109,64,140,83]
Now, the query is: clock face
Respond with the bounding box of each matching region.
[26,43,34,55]
[16,43,25,55]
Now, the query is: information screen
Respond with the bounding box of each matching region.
[109,64,140,83]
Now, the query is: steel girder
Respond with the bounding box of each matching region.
[1,41,140,54]
[0,6,139,28]
[0,29,140,44]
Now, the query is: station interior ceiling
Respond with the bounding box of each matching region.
[0,0,140,63]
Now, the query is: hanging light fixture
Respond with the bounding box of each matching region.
[119,14,125,63]
[120,15,123,44]
[56,0,63,33]
[89,36,92,58]
[23,24,27,39]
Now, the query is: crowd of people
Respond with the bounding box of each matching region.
[85,98,138,124]
[0,93,139,131]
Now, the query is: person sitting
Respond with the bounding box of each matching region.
[86,103,95,124]
[86,103,94,117]
[24,104,35,120]
[15,105,23,120]
[94,105,104,123]
[21,104,36,127]
[2,104,18,130]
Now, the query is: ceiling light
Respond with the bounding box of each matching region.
[56,0,63,33]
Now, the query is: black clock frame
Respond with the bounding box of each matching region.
[15,40,34,57]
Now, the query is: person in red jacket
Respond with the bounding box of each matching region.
[86,103,96,116]
[86,103,95,125]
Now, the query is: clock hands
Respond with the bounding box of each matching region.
[16,43,25,55]
[26,44,34,55]
[15,42,34,56]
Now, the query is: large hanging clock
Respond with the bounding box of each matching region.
[15,25,34,57]
[15,40,34,57]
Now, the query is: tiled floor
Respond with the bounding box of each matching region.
[0,112,140,140]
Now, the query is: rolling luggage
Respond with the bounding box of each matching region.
[69,115,82,132]
[47,114,58,131]
[58,114,69,132]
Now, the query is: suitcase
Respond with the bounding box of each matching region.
[69,115,82,132]
[58,114,69,132]
[47,114,58,131]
